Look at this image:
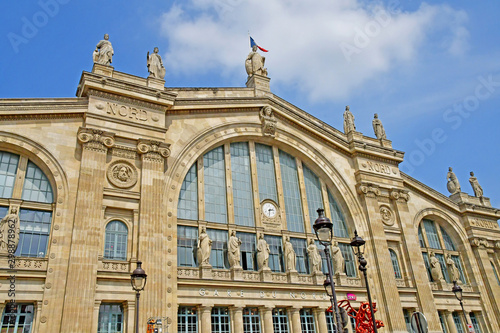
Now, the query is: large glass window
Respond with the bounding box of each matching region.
[211,307,230,333]
[423,219,441,249]
[178,164,198,220]
[279,150,304,232]
[104,221,128,260]
[243,307,260,333]
[290,238,308,274]
[338,243,356,277]
[441,227,456,251]
[0,152,19,198]
[22,161,53,203]
[16,209,52,258]
[207,229,228,269]
[328,191,348,238]
[303,164,323,229]
[469,312,482,333]
[237,232,257,271]
[265,235,284,273]
[231,143,254,227]
[255,144,277,202]
[177,226,198,267]
[272,308,288,333]
[204,146,227,223]
[178,306,198,333]
[389,249,402,279]
[1,304,34,333]
[97,304,123,333]
[299,309,315,333]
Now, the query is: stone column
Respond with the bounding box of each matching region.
[444,311,458,333]
[289,307,301,333]
[232,307,244,333]
[60,128,115,332]
[33,300,43,332]
[91,300,102,333]
[314,308,328,333]
[199,306,212,333]
[260,306,274,333]
[136,139,171,330]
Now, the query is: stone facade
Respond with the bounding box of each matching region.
[0,63,498,333]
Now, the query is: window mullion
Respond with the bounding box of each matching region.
[12,155,28,199]
[248,141,261,228]
[295,159,311,234]
[224,143,234,224]
[197,157,205,221]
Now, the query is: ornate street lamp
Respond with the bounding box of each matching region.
[452,281,470,327]
[131,261,147,333]
[314,208,342,333]
[350,231,378,333]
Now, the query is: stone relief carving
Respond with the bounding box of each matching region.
[137,139,171,161]
[284,236,296,271]
[343,106,355,134]
[77,128,115,152]
[307,239,322,274]
[469,171,484,199]
[0,207,20,255]
[390,189,410,202]
[245,45,267,76]
[446,167,461,194]
[228,230,242,268]
[429,251,444,281]
[379,205,394,226]
[93,34,114,66]
[257,233,270,270]
[470,237,491,248]
[357,184,380,197]
[332,241,345,276]
[197,227,212,266]
[147,47,166,79]
[446,254,461,283]
[107,160,138,189]
[259,106,277,137]
[372,113,386,140]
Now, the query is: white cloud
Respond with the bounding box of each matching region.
[159,0,468,102]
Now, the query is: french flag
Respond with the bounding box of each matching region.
[250,37,268,52]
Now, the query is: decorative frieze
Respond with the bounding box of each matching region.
[77,127,115,152]
[137,139,171,162]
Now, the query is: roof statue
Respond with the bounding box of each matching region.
[147,47,166,80]
[446,167,461,194]
[93,34,114,66]
[245,44,268,77]
[343,105,356,134]
[372,113,386,140]
[469,171,484,200]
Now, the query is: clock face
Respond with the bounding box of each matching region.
[262,202,277,218]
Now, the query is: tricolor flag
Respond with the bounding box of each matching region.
[250,37,268,52]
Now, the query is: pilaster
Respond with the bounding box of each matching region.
[260,306,274,333]
[60,127,114,332]
[199,305,212,333]
[289,307,301,333]
[231,306,243,333]
[314,307,328,333]
[444,311,458,333]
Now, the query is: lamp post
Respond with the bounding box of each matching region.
[452,280,470,328]
[131,261,147,333]
[350,231,378,333]
[314,208,342,333]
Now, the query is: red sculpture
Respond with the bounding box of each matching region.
[328,300,384,333]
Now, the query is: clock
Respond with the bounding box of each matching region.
[262,202,277,218]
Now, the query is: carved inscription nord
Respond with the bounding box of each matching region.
[365,161,392,175]
[470,218,499,230]
[104,102,148,122]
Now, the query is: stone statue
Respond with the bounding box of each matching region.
[259,106,277,137]
[446,167,461,194]
[284,236,296,271]
[147,47,166,80]
[469,171,483,199]
[307,239,322,273]
[446,254,461,282]
[228,230,242,268]
[197,227,212,266]
[0,207,20,255]
[343,106,355,134]
[429,251,443,281]
[257,233,270,270]
[372,113,386,140]
[331,241,345,275]
[245,45,268,77]
[93,34,114,66]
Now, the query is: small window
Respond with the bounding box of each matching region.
[211,307,230,333]
[104,221,128,260]
[0,152,19,198]
[438,311,448,333]
[178,306,198,333]
[290,238,308,274]
[237,232,257,271]
[16,209,52,258]
[452,312,464,333]
[97,304,123,333]
[178,226,198,267]
[272,308,289,333]
[469,312,482,333]
[338,243,357,277]
[299,309,316,333]
[207,229,228,269]
[389,249,402,279]
[326,311,336,333]
[264,235,284,273]
[1,304,34,332]
[243,307,261,333]
[178,164,198,220]
[491,261,500,286]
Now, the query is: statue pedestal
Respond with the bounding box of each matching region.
[199,264,212,279]
[436,279,448,290]
[346,131,363,142]
[312,271,325,285]
[379,138,392,148]
[246,74,271,94]
[259,267,272,282]
[92,63,114,77]
[147,76,166,90]
[287,270,299,284]
[333,273,348,287]
[449,192,491,207]
[230,266,243,281]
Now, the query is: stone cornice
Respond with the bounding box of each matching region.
[77,127,115,152]
[137,139,171,162]
[0,98,87,120]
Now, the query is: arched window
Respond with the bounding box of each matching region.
[104,221,128,260]
[389,249,402,279]
[418,219,466,283]
[0,151,54,258]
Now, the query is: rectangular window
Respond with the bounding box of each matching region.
[423,220,441,249]
[326,311,336,333]
[231,142,254,227]
[299,309,315,333]
[265,235,284,273]
[0,152,19,199]
[469,312,482,333]
[243,307,261,333]
[438,311,448,333]
[272,308,289,333]
[279,150,304,232]
[255,143,277,202]
[237,232,257,271]
[178,164,198,220]
[491,261,500,285]
[390,249,402,279]
[403,309,412,333]
[98,304,123,333]
[16,208,52,257]
[204,146,227,223]
[338,243,356,277]
[207,229,229,269]
[211,307,230,333]
[452,312,464,333]
[435,253,450,283]
[451,255,466,283]
[1,303,34,333]
[422,252,432,281]
[328,191,348,238]
[178,306,198,333]
[303,164,323,230]
[290,238,308,274]
[178,226,198,267]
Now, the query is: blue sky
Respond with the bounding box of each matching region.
[1,0,500,209]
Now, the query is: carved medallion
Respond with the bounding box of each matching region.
[379,205,394,226]
[107,160,138,189]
